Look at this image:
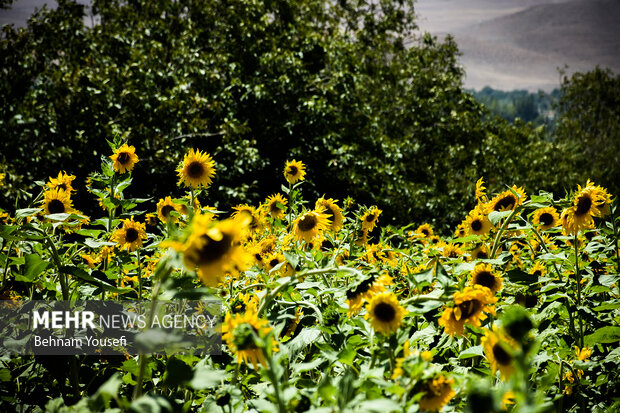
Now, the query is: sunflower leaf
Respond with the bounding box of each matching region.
[458,345,484,359]
[584,326,620,347]
[488,210,513,226]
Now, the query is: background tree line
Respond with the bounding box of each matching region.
[1,0,618,231]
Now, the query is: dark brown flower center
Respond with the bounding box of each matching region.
[288,165,298,176]
[575,194,592,216]
[494,195,516,211]
[458,299,482,319]
[471,219,482,232]
[57,183,67,191]
[298,214,318,232]
[533,270,541,277]
[161,205,175,218]
[117,152,131,165]
[374,302,396,322]
[474,271,495,290]
[269,258,280,268]
[476,250,488,259]
[365,213,376,222]
[197,233,233,264]
[492,343,512,365]
[125,228,139,243]
[421,229,429,236]
[539,212,553,226]
[48,199,66,214]
[187,161,205,179]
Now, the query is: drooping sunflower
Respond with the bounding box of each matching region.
[157,196,181,223]
[112,217,147,251]
[365,291,406,335]
[110,144,139,174]
[464,210,492,236]
[562,181,607,234]
[315,197,344,232]
[42,188,74,215]
[529,261,546,278]
[532,206,560,230]
[438,285,497,337]
[263,193,288,220]
[47,171,76,194]
[182,213,251,286]
[481,327,517,380]
[177,148,216,189]
[222,308,278,369]
[265,252,294,277]
[470,263,503,294]
[292,209,331,243]
[418,375,455,412]
[487,186,526,213]
[361,206,382,232]
[416,223,434,239]
[283,159,306,184]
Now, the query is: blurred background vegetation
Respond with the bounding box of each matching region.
[1,0,618,231]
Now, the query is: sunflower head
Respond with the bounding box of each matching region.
[157,196,182,223]
[532,206,560,230]
[315,197,344,232]
[42,188,74,216]
[364,291,406,335]
[487,186,526,213]
[481,327,517,380]
[112,217,147,251]
[470,263,503,294]
[438,285,497,336]
[442,244,463,259]
[177,148,216,189]
[283,159,306,184]
[47,171,76,193]
[475,177,487,203]
[222,308,277,369]
[293,209,331,243]
[361,206,382,232]
[464,211,492,236]
[263,193,288,220]
[418,374,455,412]
[182,213,251,286]
[110,144,139,174]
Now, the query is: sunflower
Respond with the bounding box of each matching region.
[157,196,181,223]
[575,346,592,361]
[263,193,288,220]
[81,254,99,269]
[563,181,607,233]
[315,197,344,232]
[464,211,492,236]
[438,285,497,337]
[265,252,294,277]
[415,223,434,239]
[481,327,516,380]
[532,207,560,230]
[222,308,278,369]
[230,293,259,314]
[560,207,582,235]
[361,206,382,232]
[470,263,503,294]
[47,171,76,193]
[442,244,463,259]
[293,209,331,243]
[182,213,251,286]
[232,204,264,234]
[283,159,306,184]
[487,186,526,213]
[112,217,147,251]
[42,188,74,216]
[418,375,455,412]
[0,172,4,186]
[529,261,546,278]
[177,148,216,189]
[475,177,487,204]
[469,245,490,260]
[365,291,406,335]
[110,144,139,174]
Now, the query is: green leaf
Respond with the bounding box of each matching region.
[488,210,513,226]
[584,326,620,347]
[458,345,484,359]
[358,398,400,412]
[15,208,40,219]
[165,357,194,387]
[189,359,228,390]
[18,254,49,282]
[62,265,131,294]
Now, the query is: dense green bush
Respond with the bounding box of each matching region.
[0,0,611,231]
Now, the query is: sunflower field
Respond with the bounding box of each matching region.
[0,135,619,413]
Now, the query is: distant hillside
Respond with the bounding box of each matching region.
[414,0,620,91]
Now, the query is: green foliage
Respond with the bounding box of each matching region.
[0,0,587,232]
[554,67,620,196]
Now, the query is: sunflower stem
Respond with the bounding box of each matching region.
[490,207,520,259]
[261,346,286,413]
[610,204,620,295]
[520,216,563,282]
[137,249,142,301]
[573,233,584,348]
